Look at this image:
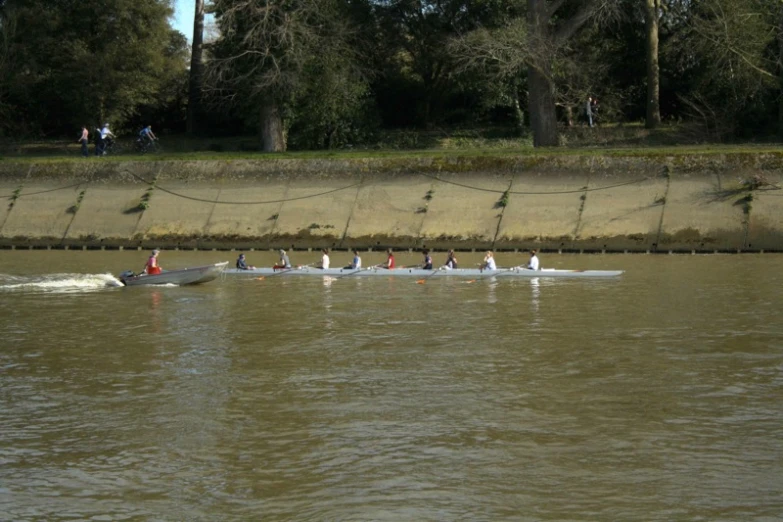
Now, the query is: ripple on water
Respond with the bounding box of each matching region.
[1,256,783,520]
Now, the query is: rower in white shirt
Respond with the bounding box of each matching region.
[525,249,540,270]
[481,250,497,271]
[319,248,330,269]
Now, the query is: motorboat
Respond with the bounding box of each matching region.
[119,262,228,286]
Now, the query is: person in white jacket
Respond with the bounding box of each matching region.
[481,251,497,271]
[526,250,540,271]
[319,248,330,269]
[586,97,594,127]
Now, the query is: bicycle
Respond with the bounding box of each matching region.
[94,136,122,156]
[103,138,123,155]
[135,138,161,154]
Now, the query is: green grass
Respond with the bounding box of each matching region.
[1,123,781,163]
[2,145,779,164]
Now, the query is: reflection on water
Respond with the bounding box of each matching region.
[529,277,541,326]
[0,252,782,520]
[486,279,498,304]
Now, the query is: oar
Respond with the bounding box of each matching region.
[416,268,442,284]
[335,264,381,279]
[466,266,520,283]
[465,263,489,283]
[256,263,314,281]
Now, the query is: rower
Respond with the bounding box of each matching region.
[318,248,330,269]
[273,249,292,271]
[443,249,458,270]
[481,250,497,271]
[143,248,162,275]
[525,249,540,271]
[236,253,255,270]
[421,249,433,269]
[344,250,361,269]
[384,248,396,269]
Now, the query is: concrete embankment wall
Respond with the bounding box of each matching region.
[1,153,782,252]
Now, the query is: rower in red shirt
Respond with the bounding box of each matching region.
[143,249,162,275]
[384,248,395,269]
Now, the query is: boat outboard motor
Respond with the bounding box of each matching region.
[119,270,135,282]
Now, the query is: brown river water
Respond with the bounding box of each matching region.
[0,250,781,521]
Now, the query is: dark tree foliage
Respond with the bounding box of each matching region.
[1,0,780,144]
[372,0,525,128]
[661,0,780,137]
[207,0,372,150]
[187,0,206,135]
[0,0,187,137]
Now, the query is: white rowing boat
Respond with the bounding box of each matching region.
[223,266,623,278]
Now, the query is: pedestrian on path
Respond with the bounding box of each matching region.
[586,97,594,128]
[78,126,89,157]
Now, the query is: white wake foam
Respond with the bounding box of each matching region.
[0,273,124,293]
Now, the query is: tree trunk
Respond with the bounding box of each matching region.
[186,0,205,135]
[778,3,783,134]
[644,0,661,129]
[422,88,432,128]
[512,84,526,135]
[326,125,337,150]
[527,0,559,147]
[527,65,559,147]
[260,103,286,152]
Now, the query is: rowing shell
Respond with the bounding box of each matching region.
[223,266,623,278]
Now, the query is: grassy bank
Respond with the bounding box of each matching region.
[1,137,781,252]
[2,124,781,163]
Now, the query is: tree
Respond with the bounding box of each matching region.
[644,0,661,128]
[187,0,206,134]
[0,0,186,136]
[449,20,529,134]
[0,3,18,135]
[677,0,778,136]
[373,0,525,128]
[131,30,191,133]
[287,54,375,149]
[207,0,368,152]
[450,1,614,146]
[526,0,616,146]
[779,2,783,131]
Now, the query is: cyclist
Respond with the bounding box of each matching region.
[138,125,157,146]
[97,123,115,155]
[135,125,158,153]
